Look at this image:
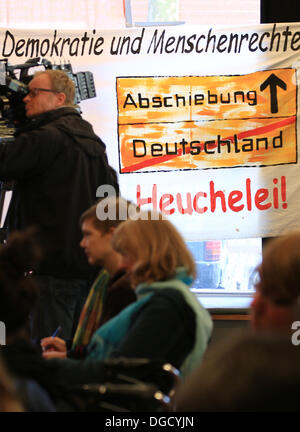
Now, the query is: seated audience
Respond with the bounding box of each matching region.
[41,197,136,359]
[45,212,213,387]
[175,231,300,412]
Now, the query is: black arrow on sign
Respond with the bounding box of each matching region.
[260,73,287,114]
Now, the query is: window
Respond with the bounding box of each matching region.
[187,239,262,293]
[186,238,261,311]
[0,1,261,29]
[129,0,260,26]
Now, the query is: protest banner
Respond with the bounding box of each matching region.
[1,22,299,240]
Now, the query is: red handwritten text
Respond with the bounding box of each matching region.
[136,176,287,215]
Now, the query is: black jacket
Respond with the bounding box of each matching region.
[0,107,118,278]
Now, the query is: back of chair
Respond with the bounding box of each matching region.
[58,357,180,412]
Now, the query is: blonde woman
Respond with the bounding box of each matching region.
[46,213,213,386]
[106,213,213,378]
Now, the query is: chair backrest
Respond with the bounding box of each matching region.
[59,357,180,412]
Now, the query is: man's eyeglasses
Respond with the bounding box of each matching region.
[26,88,58,98]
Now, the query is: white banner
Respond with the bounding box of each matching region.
[1,23,300,241]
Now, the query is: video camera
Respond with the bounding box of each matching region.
[0,56,96,133]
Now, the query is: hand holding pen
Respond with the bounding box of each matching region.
[41,325,62,350]
[40,326,68,359]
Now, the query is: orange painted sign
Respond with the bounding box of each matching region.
[117,68,297,173]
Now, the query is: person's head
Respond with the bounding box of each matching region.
[111,212,196,287]
[80,197,135,269]
[0,229,41,339]
[251,231,300,332]
[175,330,300,412]
[23,70,75,118]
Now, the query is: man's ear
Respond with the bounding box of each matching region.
[55,92,66,107]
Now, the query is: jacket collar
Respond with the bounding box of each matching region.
[15,107,80,135]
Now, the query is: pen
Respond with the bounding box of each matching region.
[51,325,62,338]
[41,326,62,353]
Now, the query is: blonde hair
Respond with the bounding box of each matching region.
[34,70,75,106]
[112,212,196,286]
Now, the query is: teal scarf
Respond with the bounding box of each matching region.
[87,293,153,361]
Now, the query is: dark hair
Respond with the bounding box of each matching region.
[0,229,42,335]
